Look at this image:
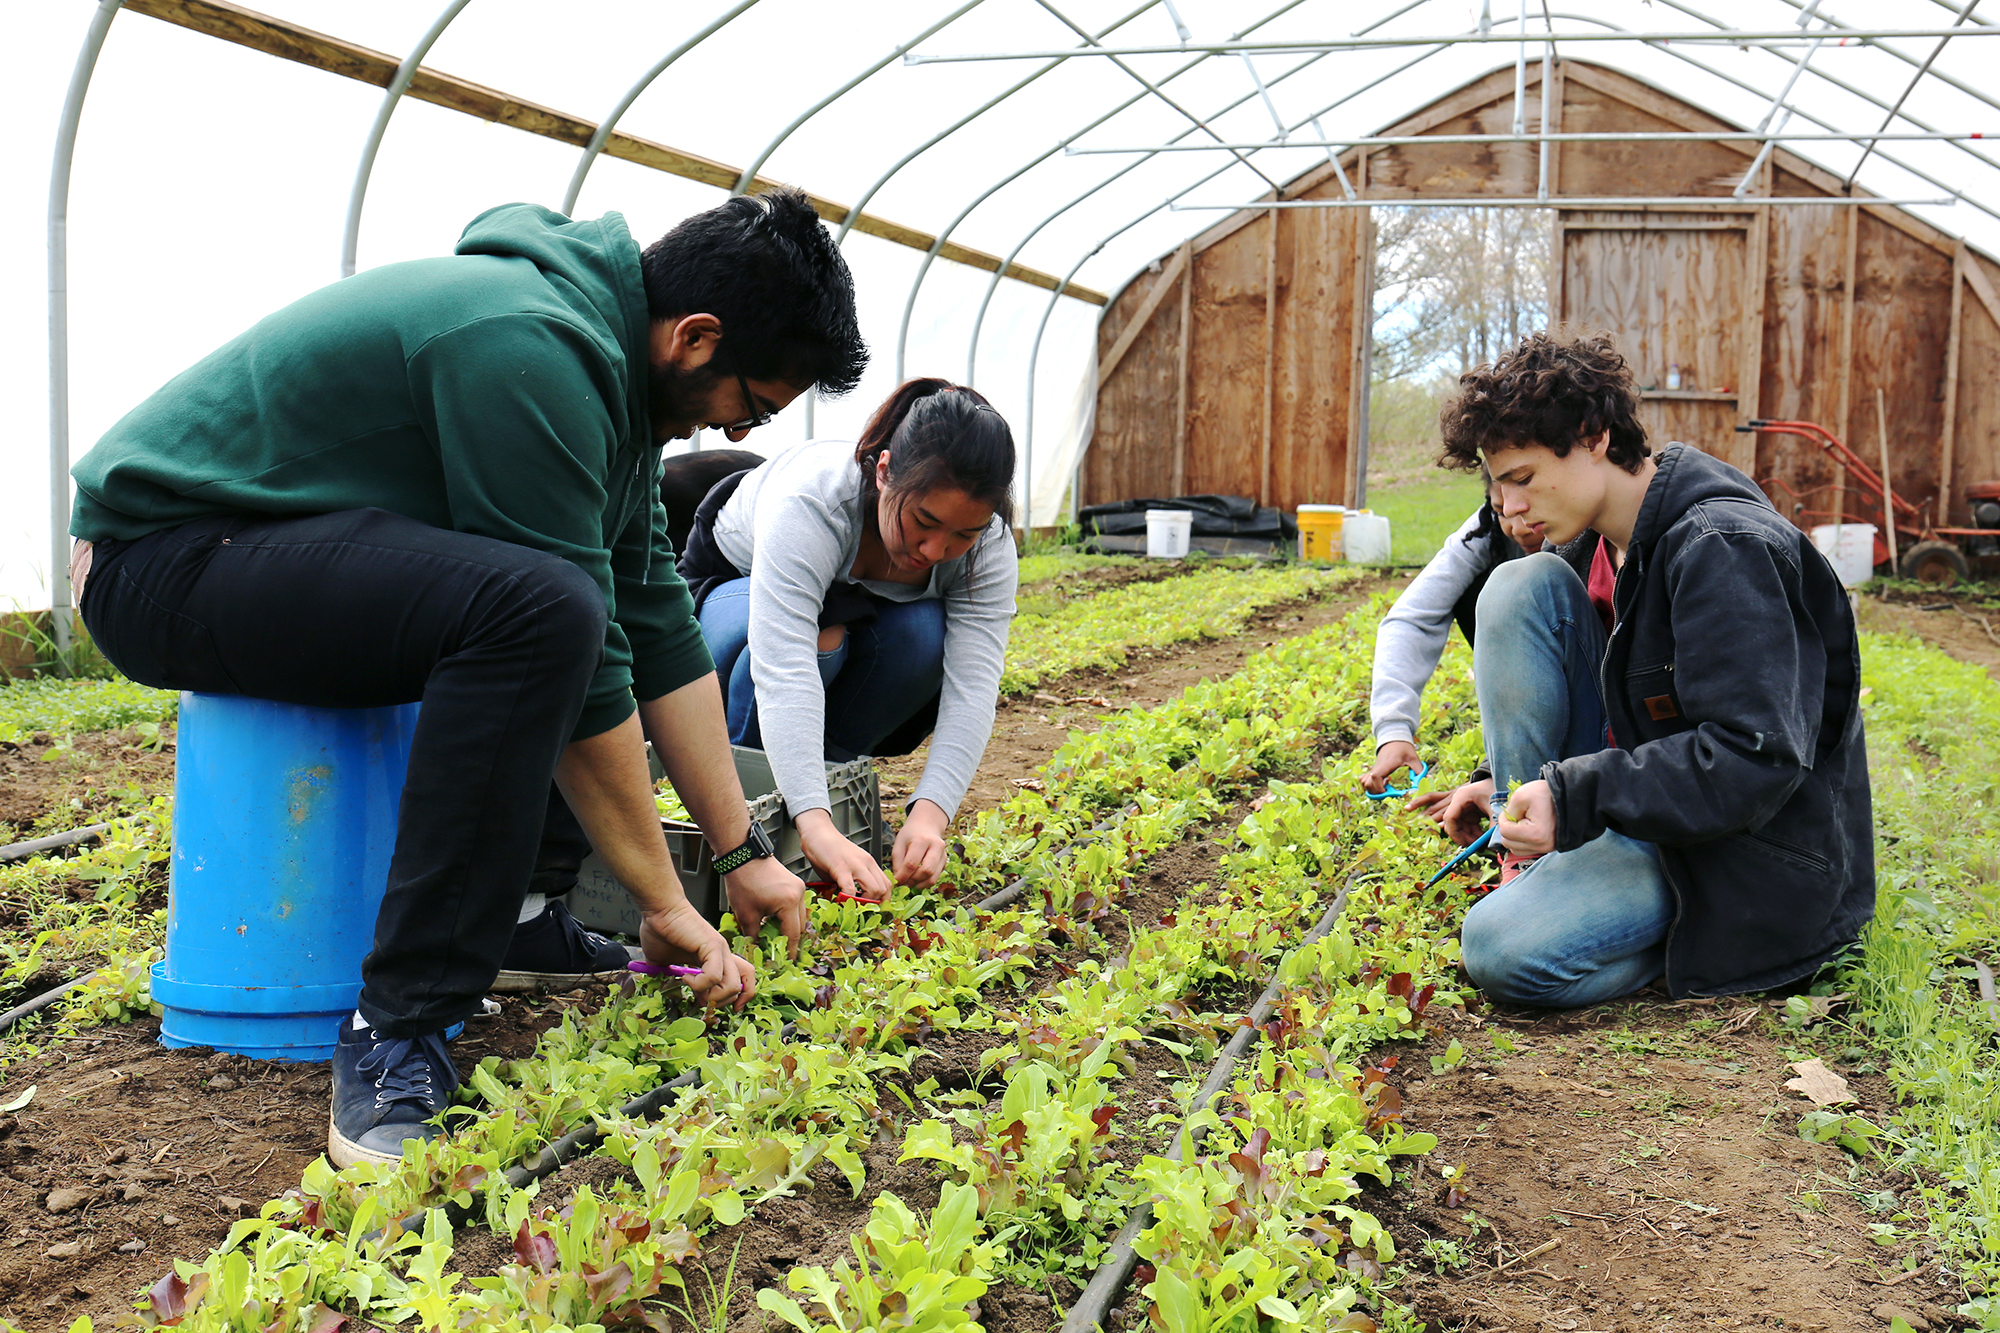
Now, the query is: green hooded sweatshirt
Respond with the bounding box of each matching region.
[70,204,711,739]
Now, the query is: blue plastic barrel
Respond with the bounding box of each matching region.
[151,694,420,1061]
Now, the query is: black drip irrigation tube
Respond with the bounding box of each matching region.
[970,803,1140,914]
[1059,874,1363,1333]
[0,826,120,1036]
[0,975,97,1039]
[0,822,112,864]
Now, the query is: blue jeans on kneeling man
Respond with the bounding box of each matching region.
[1460,552,1673,1009]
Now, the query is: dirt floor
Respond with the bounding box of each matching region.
[1855,588,2000,678]
[3,576,1979,1331]
[1378,999,1960,1333]
[0,725,178,846]
[0,570,1386,1330]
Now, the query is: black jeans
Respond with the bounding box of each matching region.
[84,509,606,1036]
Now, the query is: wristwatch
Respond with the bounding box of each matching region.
[712,821,775,876]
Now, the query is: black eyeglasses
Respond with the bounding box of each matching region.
[713,356,774,434]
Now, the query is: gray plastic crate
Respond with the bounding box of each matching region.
[568,746,886,937]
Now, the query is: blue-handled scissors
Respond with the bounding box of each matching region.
[1422,825,1497,889]
[1364,759,1429,801]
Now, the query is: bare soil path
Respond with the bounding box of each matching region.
[1856,590,2000,678]
[6,575,1968,1331]
[1375,1000,1952,1333]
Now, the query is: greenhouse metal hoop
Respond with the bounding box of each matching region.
[986,0,2000,519]
[44,0,2000,605]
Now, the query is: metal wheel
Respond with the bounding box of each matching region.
[1899,540,1970,589]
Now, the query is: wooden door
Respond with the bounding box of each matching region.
[1555,210,1762,472]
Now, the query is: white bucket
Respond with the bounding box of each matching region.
[1810,523,1878,588]
[1145,508,1193,559]
[1342,512,1393,564]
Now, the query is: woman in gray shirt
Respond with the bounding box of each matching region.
[685,380,1018,900]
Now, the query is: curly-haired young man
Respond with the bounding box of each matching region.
[69,189,868,1165]
[1435,331,1873,1008]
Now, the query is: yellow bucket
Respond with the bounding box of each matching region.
[1297,505,1344,562]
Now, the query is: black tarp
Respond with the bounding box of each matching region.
[1077,494,1296,555]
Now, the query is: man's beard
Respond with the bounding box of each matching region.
[648,360,723,440]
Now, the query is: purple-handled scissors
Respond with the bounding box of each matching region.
[627,960,703,978]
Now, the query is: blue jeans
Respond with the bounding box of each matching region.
[1459,553,1673,1008]
[697,578,946,758]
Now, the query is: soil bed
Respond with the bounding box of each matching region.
[1370,998,1965,1332]
[624,784,1312,1333]
[0,571,1382,1328]
[0,724,177,845]
[0,983,611,1330]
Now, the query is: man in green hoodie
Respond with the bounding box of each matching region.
[67,188,868,1166]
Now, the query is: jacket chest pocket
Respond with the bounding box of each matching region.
[1624,660,1688,734]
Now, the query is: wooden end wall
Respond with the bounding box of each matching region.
[1087,193,1368,512]
[1087,59,2000,532]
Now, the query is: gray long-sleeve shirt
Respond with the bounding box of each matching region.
[712,439,1017,820]
[1370,509,1498,749]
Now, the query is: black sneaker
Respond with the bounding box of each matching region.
[492,898,638,992]
[327,1022,459,1169]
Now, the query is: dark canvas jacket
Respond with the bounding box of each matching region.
[1543,443,1874,996]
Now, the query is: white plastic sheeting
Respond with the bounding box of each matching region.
[15,0,2000,602]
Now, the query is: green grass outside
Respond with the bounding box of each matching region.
[1364,470,1486,566]
[0,677,178,746]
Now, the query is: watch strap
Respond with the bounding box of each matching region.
[713,823,773,875]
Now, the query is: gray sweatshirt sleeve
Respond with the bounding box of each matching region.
[1370,510,1494,749]
[742,487,851,818]
[913,523,1017,820]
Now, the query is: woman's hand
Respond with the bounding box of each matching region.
[638,899,755,1012]
[892,799,951,889]
[1408,778,1494,846]
[797,808,893,902]
[1362,740,1421,795]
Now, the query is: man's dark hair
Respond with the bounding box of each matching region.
[640,187,867,396]
[1437,331,1649,474]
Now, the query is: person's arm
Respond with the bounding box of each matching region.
[555,712,754,1010]
[1543,527,1828,851]
[638,680,807,954]
[413,313,724,740]
[1364,512,1491,792]
[610,477,718,716]
[741,486,895,900]
[897,523,1018,887]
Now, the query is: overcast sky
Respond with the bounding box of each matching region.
[9,0,1996,609]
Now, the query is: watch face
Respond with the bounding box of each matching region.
[749,821,775,858]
